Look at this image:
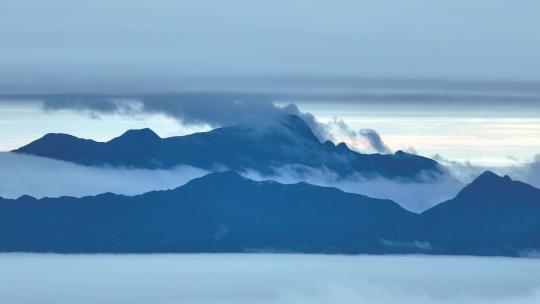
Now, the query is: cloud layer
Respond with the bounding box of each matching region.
[5,149,537,213]
[1,152,457,212]
[436,154,540,188]
[0,152,208,199]
[243,166,462,213]
[0,254,539,304]
[2,1,540,88]
[39,96,392,153]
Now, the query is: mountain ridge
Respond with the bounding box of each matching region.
[418,170,540,256]
[14,114,450,181]
[0,170,418,254]
[1,170,539,256]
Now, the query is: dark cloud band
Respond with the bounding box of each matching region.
[35,95,392,153]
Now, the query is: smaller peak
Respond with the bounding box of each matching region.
[201,170,247,181]
[14,133,80,152]
[185,170,251,188]
[336,142,350,152]
[37,133,80,142]
[123,128,160,138]
[323,140,335,149]
[394,150,407,156]
[114,128,160,142]
[455,171,525,202]
[468,171,513,188]
[42,132,73,138]
[16,195,37,201]
[279,115,318,139]
[475,170,500,181]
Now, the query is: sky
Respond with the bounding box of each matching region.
[1,0,540,167]
[1,87,539,168]
[1,0,540,89]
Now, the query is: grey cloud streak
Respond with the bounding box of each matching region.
[328,117,391,153]
[435,154,540,188]
[242,165,462,213]
[0,152,208,199]
[38,95,392,153]
[2,1,540,86]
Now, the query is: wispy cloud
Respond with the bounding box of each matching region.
[435,154,540,188]
[37,96,394,154]
[0,152,208,199]
[326,117,391,153]
[242,165,462,213]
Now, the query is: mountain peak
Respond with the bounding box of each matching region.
[451,170,524,202]
[473,170,505,183]
[186,170,249,186]
[463,171,512,193]
[112,128,160,142]
[41,132,77,140]
[24,132,83,146]
[13,132,101,160]
[14,115,448,181]
[278,114,319,141]
[336,142,350,152]
[16,195,37,202]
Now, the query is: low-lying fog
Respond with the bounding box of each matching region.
[0,152,208,199]
[0,152,461,212]
[1,254,539,304]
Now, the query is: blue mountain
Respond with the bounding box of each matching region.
[0,170,538,256]
[14,114,448,181]
[419,171,540,256]
[0,171,418,254]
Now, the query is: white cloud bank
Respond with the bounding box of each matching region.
[0,152,461,212]
[0,152,208,199]
[0,254,539,304]
[435,154,540,188]
[243,166,463,213]
[37,97,393,154]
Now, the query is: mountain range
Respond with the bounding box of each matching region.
[14,114,449,181]
[420,171,540,256]
[0,170,539,256]
[4,114,540,256]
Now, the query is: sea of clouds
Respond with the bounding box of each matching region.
[0,152,462,212]
[0,152,208,199]
[1,254,539,304]
[243,165,463,213]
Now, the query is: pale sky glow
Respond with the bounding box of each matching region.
[298,101,540,166]
[0,102,210,151]
[1,97,539,167]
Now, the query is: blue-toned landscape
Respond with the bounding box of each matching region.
[1,0,540,303]
[2,117,540,256]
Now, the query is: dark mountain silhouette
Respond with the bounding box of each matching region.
[0,171,418,254]
[419,171,540,256]
[14,114,448,181]
[0,170,538,256]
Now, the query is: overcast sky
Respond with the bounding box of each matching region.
[1,0,539,168]
[2,0,540,93]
